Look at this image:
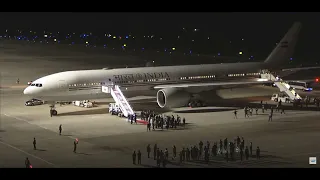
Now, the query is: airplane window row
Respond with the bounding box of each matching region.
[247,73,260,76]
[228,74,245,77]
[228,73,260,77]
[116,78,171,84]
[69,82,101,87]
[31,83,42,87]
[179,75,216,80]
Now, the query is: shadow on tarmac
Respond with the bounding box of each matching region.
[57,108,107,116]
[174,108,238,114]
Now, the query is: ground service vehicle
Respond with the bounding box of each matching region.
[288,81,313,91]
[25,99,44,106]
[271,93,291,103]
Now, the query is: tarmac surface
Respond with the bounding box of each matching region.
[1,41,320,168]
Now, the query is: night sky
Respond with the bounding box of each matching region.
[1,12,320,62]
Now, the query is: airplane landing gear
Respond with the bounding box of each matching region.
[188,100,206,108]
[50,104,58,117]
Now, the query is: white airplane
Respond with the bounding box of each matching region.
[24,22,312,115]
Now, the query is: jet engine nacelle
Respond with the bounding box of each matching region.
[156,88,191,108]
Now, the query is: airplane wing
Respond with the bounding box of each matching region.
[282,66,320,72]
[154,80,275,89]
[282,79,317,83]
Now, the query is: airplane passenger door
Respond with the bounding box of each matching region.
[58,80,68,91]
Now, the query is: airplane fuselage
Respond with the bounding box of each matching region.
[24,62,265,102]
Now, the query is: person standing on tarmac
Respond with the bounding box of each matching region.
[268,112,273,122]
[211,144,216,157]
[33,138,37,150]
[229,143,234,160]
[162,156,167,168]
[173,145,177,159]
[132,151,136,164]
[241,137,245,150]
[137,150,141,165]
[59,124,62,135]
[279,99,282,107]
[224,138,228,150]
[182,148,186,161]
[245,146,249,160]
[236,136,240,147]
[234,110,237,119]
[199,141,203,156]
[255,107,258,115]
[207,141,210,150]
[73,139,78,153]
[250,142,253,156]
[219,139,223,153]
[256,146,261,159]
[179,151,182,164]
[153,144,157,160]
[165,148,169,160]
[147,122,150,131]
[225,151,229,162]
[186,148,190,161]
[147,144,151,158]
[265,102,268,111]
[244,107,248,118]
[25,157,31,168]
[134,114,137,124]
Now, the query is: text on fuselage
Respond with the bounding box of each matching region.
[114,72,170,81]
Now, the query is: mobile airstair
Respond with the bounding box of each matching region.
[260,72,302,101]
[102,84,134,118]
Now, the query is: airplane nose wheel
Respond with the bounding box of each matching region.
[52,110,58,115]
[50,104,58,116]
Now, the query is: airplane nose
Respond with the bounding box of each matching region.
[23,87,31,95]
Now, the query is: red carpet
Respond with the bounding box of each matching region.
[136,119,148,125]
[125,118,148,125]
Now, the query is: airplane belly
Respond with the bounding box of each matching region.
[37,92,110,102]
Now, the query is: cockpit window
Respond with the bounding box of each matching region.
[31,83,42,87]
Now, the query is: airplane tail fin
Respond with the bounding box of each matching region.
[263,22,302,68]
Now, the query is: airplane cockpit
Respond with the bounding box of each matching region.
[24,82,44,95]
[30,83,43,87]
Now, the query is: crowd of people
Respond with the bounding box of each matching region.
[233,100,287,122]
[132,136,261,167]
[140,110,186,131]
